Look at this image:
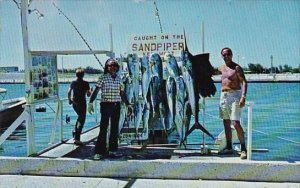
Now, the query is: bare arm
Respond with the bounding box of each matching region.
[67,88,72,105]
[120,90,130,105]
[236,66,247,97]
[89,86,100,103]
[236,66,247,107]
[86,86,92,97]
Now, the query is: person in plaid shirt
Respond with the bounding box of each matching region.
[88,58,131,160]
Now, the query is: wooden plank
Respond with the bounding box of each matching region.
[39,126,99,158]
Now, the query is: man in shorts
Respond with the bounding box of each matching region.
[219,47,248,159]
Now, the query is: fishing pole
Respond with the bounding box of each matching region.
[153,0,163,34]
[52,3,104,69]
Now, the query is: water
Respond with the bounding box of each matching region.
[0,82,299,162]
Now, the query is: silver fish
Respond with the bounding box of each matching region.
[134,95,144,134]
[140,55,149,75]
[124,75,134,104]
[182,69,196,116]
[166,76,176,127]
[142,69,151,103]
[165,53,180,78]
[174,76,187,144]
[149,53,163,79]
[142,101,151,132]
[127,53,140,101]
[149,75,161,116]
[118,103,127,134]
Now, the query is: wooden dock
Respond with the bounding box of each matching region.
[37,126,242,161]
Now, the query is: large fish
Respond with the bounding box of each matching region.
[140,55,149,75]
[166,76,176,127]
[118,103,127,134]
[134,95,144,135]
[181,65,196,116]
[127,53,140,101]
[142,69,151,103]
[183,31,216,140]
[164,53,180,78]
[124,75,134,104]
[149,53,163,80]
[142,101,150,133]
[174,76,187,145]
[149,75,161,116]
[149,53,163,115]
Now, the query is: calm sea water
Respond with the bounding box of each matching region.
[1,82,299,162]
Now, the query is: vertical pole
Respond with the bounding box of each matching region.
[109,23,114,58]
[94,100,99,124]
[21,0,32,103]
[59,99,63,142]
[61,56,64,82]
[26,104,36,156]
[201,21,204,53]
[202,98,206,154]
[247,103,253,160]
[21,0,36,156]
[270,55,273,74]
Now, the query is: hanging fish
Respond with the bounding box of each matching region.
[142,101,151,133]
[166,76,176,127]
[124,75,134,104]
[142,69,151,103]
[134,95,144,135]
[149,75,161,116]
[182,70,196,116]
[127,53,140,101]
[149,53,163,80]
[118,103,127,134]
[174,76,187,144]
[183,30,216,140]
[140,55,149,75]
[164,53,180,78]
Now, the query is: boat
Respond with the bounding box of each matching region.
[0,88,26,130]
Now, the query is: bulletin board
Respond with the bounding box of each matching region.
[25,54,59,104]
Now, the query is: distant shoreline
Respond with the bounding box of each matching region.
[0,73,300,83]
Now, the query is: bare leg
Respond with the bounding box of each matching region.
[233,120,246,151]
[223,119,232,149]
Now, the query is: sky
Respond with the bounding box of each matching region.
[0,0,299,70]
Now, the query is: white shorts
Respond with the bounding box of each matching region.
[219,90,242,121]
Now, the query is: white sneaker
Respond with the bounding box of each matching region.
[93,154,103,160]
[240,151,247,160]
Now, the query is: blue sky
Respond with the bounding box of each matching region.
[1,0,299,70]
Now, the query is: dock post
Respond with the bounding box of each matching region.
[246,102,253,160]
[201,98,208,154]
[59,99,63,142]
[26,104,36,156]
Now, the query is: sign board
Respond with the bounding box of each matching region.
[128,33,185,57]
[25,54,59,104]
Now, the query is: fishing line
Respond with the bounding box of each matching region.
[52,3,104,69]
[253,129,300,144]
[203,112,300,145]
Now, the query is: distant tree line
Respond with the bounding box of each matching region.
[214,63,300,74]
[57,66,103,74]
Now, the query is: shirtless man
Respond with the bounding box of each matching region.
[219,47,248,159]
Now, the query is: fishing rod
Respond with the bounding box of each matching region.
[153,0,163,34]
[52,3,104,69]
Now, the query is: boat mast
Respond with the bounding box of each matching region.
[201,21,205,53]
